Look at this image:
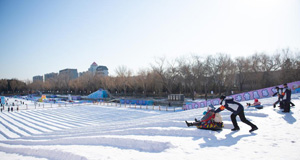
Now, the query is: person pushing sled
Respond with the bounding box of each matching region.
[186,95,258,132]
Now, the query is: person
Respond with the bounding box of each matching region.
[272,87,283,108]
[215,95,258,132]
[282,83,292,113]
[246,99,261,107]
[185,106,223,130]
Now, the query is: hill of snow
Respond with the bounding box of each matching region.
[1,94,300,160]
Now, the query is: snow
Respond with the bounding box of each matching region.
[1,94,300,160]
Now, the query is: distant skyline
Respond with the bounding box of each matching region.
[1,0,300,81]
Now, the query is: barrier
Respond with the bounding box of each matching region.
[183,81,300,110]
[120,99,154,105]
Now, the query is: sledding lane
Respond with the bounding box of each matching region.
[0,113,45,134]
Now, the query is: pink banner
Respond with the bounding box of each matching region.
[183,81,300,110]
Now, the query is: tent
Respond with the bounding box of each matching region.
[87,89,108,99]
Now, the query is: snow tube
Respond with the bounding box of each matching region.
[248,105,263,109]
[196,121,223,130]
[196,109,224,130]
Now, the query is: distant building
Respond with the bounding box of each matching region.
[33,75,43,82]
[96,65,109,76]
[87,62,109,76]
[59,69,78,80]
[88,62,98,75]
[44,72,58,81]
[79,71,89,77]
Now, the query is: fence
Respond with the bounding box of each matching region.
[97,101,182,112]
[0,101,182,113]
[0,102,94,112]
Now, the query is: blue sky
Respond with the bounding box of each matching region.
[0,0,300,81]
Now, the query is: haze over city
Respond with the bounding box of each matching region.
[0,0,299,81]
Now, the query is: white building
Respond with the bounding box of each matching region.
[88,62,98,75]
[96,66,109,76]
[87,62,109,76]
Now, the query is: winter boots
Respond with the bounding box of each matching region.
[231,127,240,131]
[185,121,192,127]
[249,126,258,132]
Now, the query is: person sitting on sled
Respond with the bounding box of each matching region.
[215,95,258,132]
[185,105,223,129]
[246,99,261,107]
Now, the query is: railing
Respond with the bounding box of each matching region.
[96,101,182,112]
[0,101,182,113]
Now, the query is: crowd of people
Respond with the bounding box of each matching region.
[0,98,23,112]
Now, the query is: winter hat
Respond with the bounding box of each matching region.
[220,95,226,100]
[254,99,258,102]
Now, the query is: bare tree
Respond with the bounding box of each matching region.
[115,65,132,97]
[136,69,151,96]
[150,57,167,96]
[177,56,197,100]
[235,57,251,91]
[0,79,8,93]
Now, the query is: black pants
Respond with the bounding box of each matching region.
[273,99,280,107]
[283,100,290,112]
[231,109,256,129]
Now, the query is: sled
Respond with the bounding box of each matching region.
[248,105,263,109]
[186,109,224,131]
[196,121,223,130]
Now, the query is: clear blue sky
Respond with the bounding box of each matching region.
[1,0,300,81]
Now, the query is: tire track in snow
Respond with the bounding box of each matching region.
[0,146,88,160]
[3,114,47,134]
[3,113,53,133]
[13,112,68,130]
[32,109,101,127]
[0,121,23,138]
[0,116,30,137]
[0,122,20,139]
[21,111,76,128]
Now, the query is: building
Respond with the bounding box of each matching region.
[59,69,78,80]
[44,72,58,81]
[87,62,109,76]
[79,71,88,77]
[33,75,43,82]
[96,65,109,76]
[88,62,98,75]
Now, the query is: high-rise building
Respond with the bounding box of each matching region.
[44,72,58,81]
[33,75,43,82]
[59,69,78,80]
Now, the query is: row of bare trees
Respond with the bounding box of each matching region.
[1,49,300,99]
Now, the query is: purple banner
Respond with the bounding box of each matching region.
[183,81,300,110]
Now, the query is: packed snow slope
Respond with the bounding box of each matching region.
[1,94,300,160]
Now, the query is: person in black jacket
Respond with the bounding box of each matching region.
[273,87,283,108]
[282,83,292,113]
[215,95,258,132]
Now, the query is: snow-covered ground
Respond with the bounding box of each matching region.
[1,94,300,160]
